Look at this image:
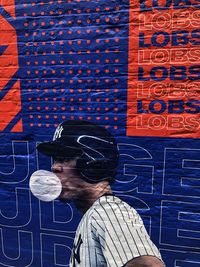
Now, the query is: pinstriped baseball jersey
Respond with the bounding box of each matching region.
[69,195,163,267]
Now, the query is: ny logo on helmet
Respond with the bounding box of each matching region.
[53,125,64,140]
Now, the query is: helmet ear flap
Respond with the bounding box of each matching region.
[76,153,115,184]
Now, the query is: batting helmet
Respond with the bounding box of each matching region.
[37,120,119,183]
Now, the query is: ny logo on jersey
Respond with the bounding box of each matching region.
[71,234,83,267]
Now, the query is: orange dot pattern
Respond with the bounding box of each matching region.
[20,0,128,132]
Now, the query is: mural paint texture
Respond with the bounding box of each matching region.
[0,0,199,266]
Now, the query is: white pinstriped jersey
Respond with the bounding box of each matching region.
[69,195,163,267]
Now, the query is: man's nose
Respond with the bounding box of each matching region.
[51,162,63,173]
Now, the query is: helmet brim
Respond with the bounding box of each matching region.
[37,139,82,158]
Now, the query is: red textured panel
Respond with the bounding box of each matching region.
[11,118,23,132]
[127,0,200,138]
[0,4,22,132]
[0,14,18,90]
[0,80,21,131]
[1,0,16,18]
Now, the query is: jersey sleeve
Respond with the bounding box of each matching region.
[90,197,162,267]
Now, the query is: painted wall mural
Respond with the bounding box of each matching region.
[0,0,199,266]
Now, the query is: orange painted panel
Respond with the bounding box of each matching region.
[127,0,200,138]
[0,14,18,91]
[0,4,22,132]
[0,0,16,18]
[11,118,23,132]
[0,80,21,131]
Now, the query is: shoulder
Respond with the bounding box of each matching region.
[88,195,141,226]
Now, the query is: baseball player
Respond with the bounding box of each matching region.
[36,120,165,267]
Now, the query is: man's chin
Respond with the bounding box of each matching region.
[58,192,75,203]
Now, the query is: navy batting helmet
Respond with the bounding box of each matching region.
[37,120,119,183]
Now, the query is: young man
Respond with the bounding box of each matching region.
[37,120,165,267]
